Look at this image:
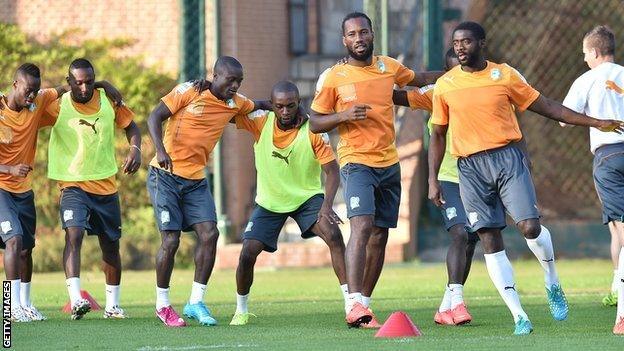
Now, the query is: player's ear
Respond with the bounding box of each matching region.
[479,39,486,49]
[342,36,347,48]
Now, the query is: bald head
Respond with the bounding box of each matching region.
[271,81,299,99]
[271,81,300,128]
[213,56,243,75]
[211,56,244,100]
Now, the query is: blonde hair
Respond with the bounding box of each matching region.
[583,25,615,56]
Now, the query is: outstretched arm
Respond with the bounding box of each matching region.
[318,160,343,225]
[407,71,444,87]
[528,95,624,133]
[122,121,142,174]
[428,124,448,207]
[309,105,371,133]
[147,102,174,171]
[53,80,124,106]
[392,90,409,107]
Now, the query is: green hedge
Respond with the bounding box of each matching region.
[0,24,200,271]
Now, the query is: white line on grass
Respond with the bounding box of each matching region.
[137,344,258,351]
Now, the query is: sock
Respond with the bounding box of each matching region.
[340,284,349,302]
[189,281,207,304]
[346,292,363,313]
[10,279,20,310]
[449,283,464,309]
[484,250,528,323]
[236,293,249,314]
[362,296,371,308]
[105,284,120,310]
[525,225,560,287]
[617,248,624,320]
[20,282,31,307]
[66,277,82,306]
[438,286,451,312]
[612,269,619,293]
[156,287,170,310]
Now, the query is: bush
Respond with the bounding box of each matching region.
[0,24,200,271]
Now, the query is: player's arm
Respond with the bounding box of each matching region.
[147,102,174,171]
[318,160,343,225]
[309,105,371,133]
[53,81,124,106]
[392,90,409,107]
[406,71,445,87]
[428,124,448,207]
[527,95,624,133]
[122,121,142,174]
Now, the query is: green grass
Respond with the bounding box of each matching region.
[9,259,624,350]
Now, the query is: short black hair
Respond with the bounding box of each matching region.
[453,21,486,41]
[69,58,95,75]
[271,80,299,96]
[15,63,40,80]
[342,12,372,34]
[213,56,243,74]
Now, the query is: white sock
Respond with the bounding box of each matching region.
[66,277,82,306]
[525,225,560,287]
[10,279,20,310]
[612,269,619,293]
[105,284,120,310]
[340,284,349,302]
[346,292,363,313]
[449,283,464,309]
[156,287,170,310]
[20,282,31,307]
[236,293,249,314]
[617,248,624,320]
[362,295,371,308]
[484,250,528,323]
[189,281,207,304]
[438,286,451,312]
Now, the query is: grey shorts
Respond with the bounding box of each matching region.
[242,194,324,252]
[340,162,401,228]
[593,142,624,224]
[439,181,478,242]
[147,166,217,232]
[59,187,121,241]
[458,144,540,233]
[0,189,36,249]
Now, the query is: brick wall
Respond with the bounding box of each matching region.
[0,0,181,75]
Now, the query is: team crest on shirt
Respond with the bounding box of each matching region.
[446,207,457,220]
[226,99,237,108]
[490,68,502,81]
[28,103,36,112]
[377,60,386,73]
[337,84,357,103]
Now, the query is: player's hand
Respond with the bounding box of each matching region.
[341,104,371,122]
[596,119,624,134]
[294,105,309,128]
[337,56,348,65]
[122,146,142,175]
[156,149,173,172]
[428,180,445,207]
[98,81,124,107]
[8,164,32,178]
[317,202,343,225]
[192,79,211,92]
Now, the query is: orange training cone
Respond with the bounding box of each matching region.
[374,311,422,338]
[61,290,102,313]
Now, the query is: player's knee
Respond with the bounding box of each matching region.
[197,227,219,247]
[368,231,388,248]
[161,233,180,252]
[518,219,541,239]
[66,234,83,251]
[20,248,32,260]
[239,248,259,266]
[4,236,22,252]
[327,228,345,248]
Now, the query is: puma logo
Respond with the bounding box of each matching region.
[606,80,624,95]
[271,150,293,165]
[504,285,516,291]
[79,118,99,134]
[542,258,554,263]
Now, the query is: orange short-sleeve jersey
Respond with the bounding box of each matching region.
[0,88,58,193]
[150,82,255,180]
[310,56,415,167]
[406,85,434,112]
[44,91,135,195]
[431,61,540,157]
[235,111,335,165]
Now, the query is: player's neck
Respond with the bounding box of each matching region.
[347,55,373,67]
[592,56,614,68]
[4,92,22,112]
[461,58,487,73]
[209,86,228,102]
[276,119,296,131]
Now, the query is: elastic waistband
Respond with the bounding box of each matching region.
[462,143,516,159]
[594,142,624,157]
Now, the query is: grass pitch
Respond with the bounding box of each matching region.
[10,259,624,350]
